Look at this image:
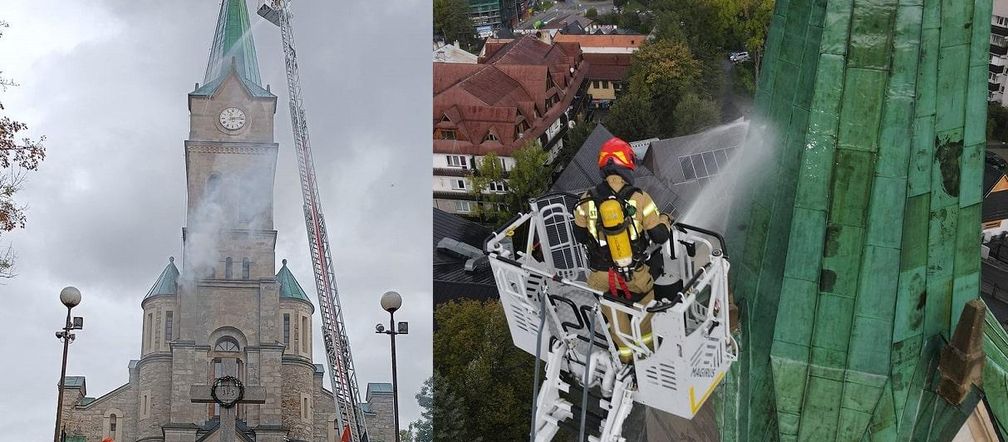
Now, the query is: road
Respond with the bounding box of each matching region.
[517,0,615,30]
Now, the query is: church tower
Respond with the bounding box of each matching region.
[53,1,383,441]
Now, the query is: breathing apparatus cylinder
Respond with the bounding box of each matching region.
[599,198,633,267]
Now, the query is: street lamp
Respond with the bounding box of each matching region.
[377,290,407,442]
[54,286,83,442]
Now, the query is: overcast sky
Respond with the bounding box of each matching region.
[0,0,431,437]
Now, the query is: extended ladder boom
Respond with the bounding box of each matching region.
[258,2,368,440]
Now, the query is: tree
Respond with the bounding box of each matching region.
[434,0,477,52]
[505,141,552,215]
[990,103,1008,143]
[559,116,597,168]
[433,299,537,441]
[673,93,721,135]
[604,91,658,141]
[0,21,46,278]
[604,39,713,139]
[467,152,507,225]
[585,7,599,19]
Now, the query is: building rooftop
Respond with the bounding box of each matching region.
[193,0,273,99]
[366,382,394,402]
[204,0,261,86]
[553,34,646,49]
[276,259,312,303]
[434,41,478,64]
[63,376,86,389]
[145,257,180,299]
[433,209,498,304]
[434,35,586,157]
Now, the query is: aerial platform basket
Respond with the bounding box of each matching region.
[485,193,738,435]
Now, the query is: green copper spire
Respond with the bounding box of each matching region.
[204,0,261,86]
[276,259,312,303]
[716,0,1001,439]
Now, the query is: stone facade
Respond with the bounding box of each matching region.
[363,384,395,442]
[56,2,387,440]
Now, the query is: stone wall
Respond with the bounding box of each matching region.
[61,382,136,442]
[281,359,316,441]
[366,392,396,442]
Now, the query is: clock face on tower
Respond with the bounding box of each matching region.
[219,107,246,131]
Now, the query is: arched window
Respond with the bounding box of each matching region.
[225,257,233,279]
[109,414,117,439]
[242,258,250,280]
[206,173,222,202]
[214,337,240,352]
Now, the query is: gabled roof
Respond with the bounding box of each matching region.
[554,34,646,47]
[433,35,587,157]
[145,257,180,299]
[204,0,261,86]
[276,259,312,303]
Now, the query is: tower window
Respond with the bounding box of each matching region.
[242,258,250,279]
[283,314,291,347]
[301,316,309,353]
[146,313,153,351]
[225,257,233,279]
[165,311,173,342]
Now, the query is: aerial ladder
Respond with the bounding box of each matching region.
[256,2,368,440]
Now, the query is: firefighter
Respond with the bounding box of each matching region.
[573,136,672,362]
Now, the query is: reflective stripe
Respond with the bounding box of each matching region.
[641,200,659,217]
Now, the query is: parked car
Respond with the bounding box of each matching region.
[729,51,750,63]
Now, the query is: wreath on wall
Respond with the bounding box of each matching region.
[211,375,244,409]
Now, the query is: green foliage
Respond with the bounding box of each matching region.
[585,7,598,19]
[605,91,659,140]
[534,0,556,13]
[434,0,477,52]
[605,39,715,139]
[673,93,721,135]
[433,299,537,442]
[467,152,508,224]
[0,21,45,278]
[402,375,465,442]
[559,116,597,168]
[505,141,552,214]
[990,103,1008,142]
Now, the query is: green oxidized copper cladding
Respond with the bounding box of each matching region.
[718,0,1000,439]
[204,0,261,86]
[276,260,312,303]
[145,257,180,299]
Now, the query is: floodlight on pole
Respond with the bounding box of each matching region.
[377,291,407,442]
[54,286,83,442]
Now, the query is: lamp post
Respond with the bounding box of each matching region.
[54,286,83,442]
[377,291,407,442]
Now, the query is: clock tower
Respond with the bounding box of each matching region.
[52,1,397,441]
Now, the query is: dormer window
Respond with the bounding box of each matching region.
[437,129,457,140]
[483,132,499,143]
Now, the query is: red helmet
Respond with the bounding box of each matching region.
[598,137,636,171]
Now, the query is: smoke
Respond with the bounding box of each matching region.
[680,117,779,234]
[182,155,277,280]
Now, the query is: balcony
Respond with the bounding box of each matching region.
[993,44,1008,56]
[991,81,1002,92]
[995,24,1008,37]
[993,64,1007,75]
